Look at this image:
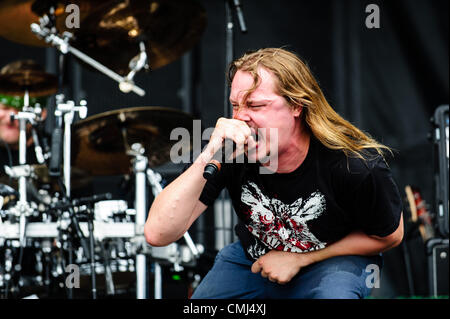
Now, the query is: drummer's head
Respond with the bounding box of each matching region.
[0,96,47,146]
[0,98,21,145]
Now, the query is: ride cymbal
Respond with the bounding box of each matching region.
[0,0,92,47]
[71,106,194,176]
[0,60,58,97]
[70,0,207,75]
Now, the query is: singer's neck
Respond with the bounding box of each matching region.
[261,128,310,174]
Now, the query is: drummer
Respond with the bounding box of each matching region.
[0,60,51,177]
[0,94,48,177]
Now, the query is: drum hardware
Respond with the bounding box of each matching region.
[1,104,202,299]
[5,101,45,249]
[0,0,90,48]
[72,193,123,299]
[1,1,206,73]
[83,201,97,298]
[63,0,206,75]
[49,94,87,197]
[119,41,149,94]
[0,0,208,298]
[1,184,18,212]
[93,200,131,223]
[30,14,146,96]
[100,241,115,296]
[149,243,204,269]
[127,142,148,299]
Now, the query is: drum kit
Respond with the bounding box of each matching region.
[0,0,207,299]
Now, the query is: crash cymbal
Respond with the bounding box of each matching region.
[70,0,207,75]
[0,0,92,47]
[71,106,194,176]
[0,60,58,97]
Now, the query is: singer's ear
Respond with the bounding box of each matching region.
[291,104,302,117]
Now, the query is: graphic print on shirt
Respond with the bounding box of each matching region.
[241,181,327,259]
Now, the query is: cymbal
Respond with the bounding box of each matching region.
[71,106,194,176]
[0,0,206,75]
[70,0,207,75]
[0,60,58,97]
[0,0,92,47]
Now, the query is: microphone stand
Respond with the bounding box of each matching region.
[219,0,248,247]
[224,0,247,117]
[231,0,248,33]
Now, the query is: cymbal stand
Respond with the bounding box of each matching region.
[53,94,87,197]
[127,143,149,299]
[7,92,42,247]
[85,204,97,299]
[30,15,146,97]
[3,93,43,295]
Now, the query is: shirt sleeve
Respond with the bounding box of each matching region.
[349,158,403,237]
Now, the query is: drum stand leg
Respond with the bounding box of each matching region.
[86,207,97,299]
[101,242,115,296]
[129,144,148,299]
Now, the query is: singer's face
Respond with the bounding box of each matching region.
[230,67,302,164]
[0,104,20,145]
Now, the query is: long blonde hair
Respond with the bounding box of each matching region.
[227,47,392,160]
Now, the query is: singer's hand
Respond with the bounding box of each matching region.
[202,117,253,163]
[251,250,312,284]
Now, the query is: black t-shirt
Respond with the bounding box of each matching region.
[198,136,403,261]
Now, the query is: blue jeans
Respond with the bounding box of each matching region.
[191,241,383,299]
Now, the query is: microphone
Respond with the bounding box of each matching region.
[203,159,221,180]
[203,139,237,180]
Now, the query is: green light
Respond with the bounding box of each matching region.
[172,275,181,281]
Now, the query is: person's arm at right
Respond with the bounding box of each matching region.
[144,118,252,246]
[144,153,210,246]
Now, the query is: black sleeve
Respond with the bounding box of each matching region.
[182,161,227,207]
[198,166,227,207]
[350,158,403,237]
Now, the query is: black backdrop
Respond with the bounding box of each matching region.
[0,0,448,298]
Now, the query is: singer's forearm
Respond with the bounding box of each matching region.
[305,215,403,265]
[144,155,209,246]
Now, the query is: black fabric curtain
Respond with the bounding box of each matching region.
[333,0,448,297]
